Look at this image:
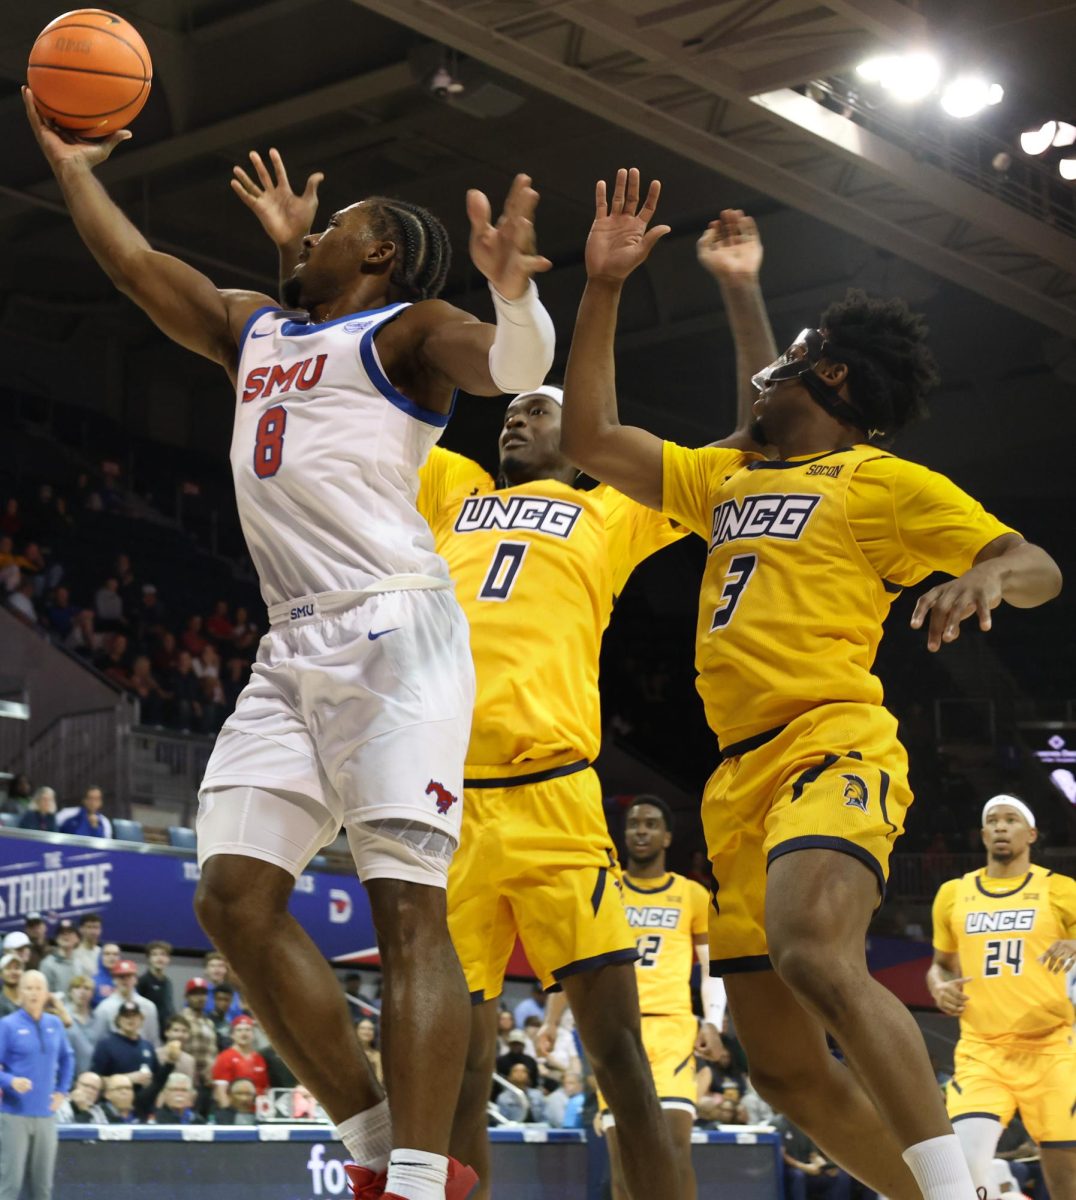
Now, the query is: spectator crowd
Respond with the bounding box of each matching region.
[0,910,335,1126]
[2,478,261,735]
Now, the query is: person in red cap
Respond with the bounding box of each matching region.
[90,959,159,1046]
[211,1015,269,1107]
[179,979,219,1101]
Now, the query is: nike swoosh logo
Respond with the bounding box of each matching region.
[250,330,274,338]
[368,627,400,640]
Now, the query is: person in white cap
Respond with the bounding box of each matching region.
[1,933,31,966]
[928,796,1076,1199]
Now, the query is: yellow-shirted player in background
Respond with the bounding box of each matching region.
[561,167,1063,1200]
[599,795,726,1200]
[928,795,1076,1200]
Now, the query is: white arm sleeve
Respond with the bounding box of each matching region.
[696,943,727,1028]
[487,280,556,393]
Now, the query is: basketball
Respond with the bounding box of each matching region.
[28,9,152,138]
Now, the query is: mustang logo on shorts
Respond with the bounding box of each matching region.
[842,774,869,813]
[426,779,458,815]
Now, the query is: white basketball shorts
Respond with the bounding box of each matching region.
[197,584,474,886]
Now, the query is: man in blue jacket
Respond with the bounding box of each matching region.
[0,968,74,1200]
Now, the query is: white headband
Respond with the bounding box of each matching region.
[981,794,1036,829]
[511,384,563,407]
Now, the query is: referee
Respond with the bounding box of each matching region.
[0,969,74,1200]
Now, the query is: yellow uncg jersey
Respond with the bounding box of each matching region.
[418,447,684,767]
[661,442,1017,747]
[623,871,709,1016]
[933,865,1076,1045]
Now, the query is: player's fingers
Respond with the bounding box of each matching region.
[302,172,325,202]
[975,596,993,632]
[249,150,273,191]
[595,178,608,218]
[623,167,641,216]
[942,598,978,643]
[268,147,289,189]
[641,224,672,256]
[610,168,628,216]
[466,188,493,233]
[637,178,662,225]
[232,165,260,198]
[230,178,260,209]
[740,215,759,238]
[501,173,532,220]
[910,590,937,629]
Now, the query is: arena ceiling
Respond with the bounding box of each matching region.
[1,0,1075,478]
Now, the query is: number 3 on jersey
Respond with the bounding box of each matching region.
[254,405,287,479]
[711,553,757,630]
[478,541,529,601]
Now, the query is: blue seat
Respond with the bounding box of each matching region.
[167,826,197,851]
[0,813,18,828]
[111,818,144,843]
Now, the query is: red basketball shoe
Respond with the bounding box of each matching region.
[345,1158,478,1199]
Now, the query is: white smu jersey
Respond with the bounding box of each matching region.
[231,303,453,607]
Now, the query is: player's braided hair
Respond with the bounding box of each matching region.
[367,196,452,301]
[819,290,940,437]
[628,794,676,834]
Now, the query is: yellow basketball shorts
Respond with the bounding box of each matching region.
[948,1034,1076,1146]
[703,702,912,974]
[447,758,637,1000]
[598,1012,698,1126]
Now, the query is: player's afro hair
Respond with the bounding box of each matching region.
[628,794,676,834]
[367,196,452,301]
[819,290,940,437]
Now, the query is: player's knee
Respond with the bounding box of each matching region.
[367,875,448,954]
[769,935,861,1024]
[194,855,289,943]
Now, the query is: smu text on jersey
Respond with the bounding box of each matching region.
[242,354,327,402]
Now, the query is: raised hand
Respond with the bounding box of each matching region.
[231,148,323,246]
[694,1020,724,1059]
[586,168,671,284]
[23,87,130,173]
[697,208,763,284]
[467,173,552,300]
[910,561,1004,652]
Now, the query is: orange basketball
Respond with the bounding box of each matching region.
[28,9,152,138]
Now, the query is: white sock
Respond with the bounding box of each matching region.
[903,1133,978,1200]
[335,1099,392,1173]
[385,1148,449,1200]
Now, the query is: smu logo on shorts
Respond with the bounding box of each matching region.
[242,354,328,403]
[454,494,582,539]
[426,780,458,815]
[842,774,869,812]
[965,909,1036,934]
[708,493,820,552]
[626,906,680,930]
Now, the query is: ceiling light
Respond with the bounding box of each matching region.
[855,52,941,102]
[987,84,1004,106]
[1053,122,1076,147]
[1020,120,1058,156]
[940,76,997,119]
[1060,159,1076,181]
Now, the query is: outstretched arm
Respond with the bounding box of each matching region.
[911,534,1062,652]
[25,89,270,380]
[561,169,671,509]
[696,209,776,451]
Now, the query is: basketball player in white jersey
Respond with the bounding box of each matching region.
[25,89,555,1200]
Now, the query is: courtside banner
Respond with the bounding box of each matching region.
[0,829,376,960]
